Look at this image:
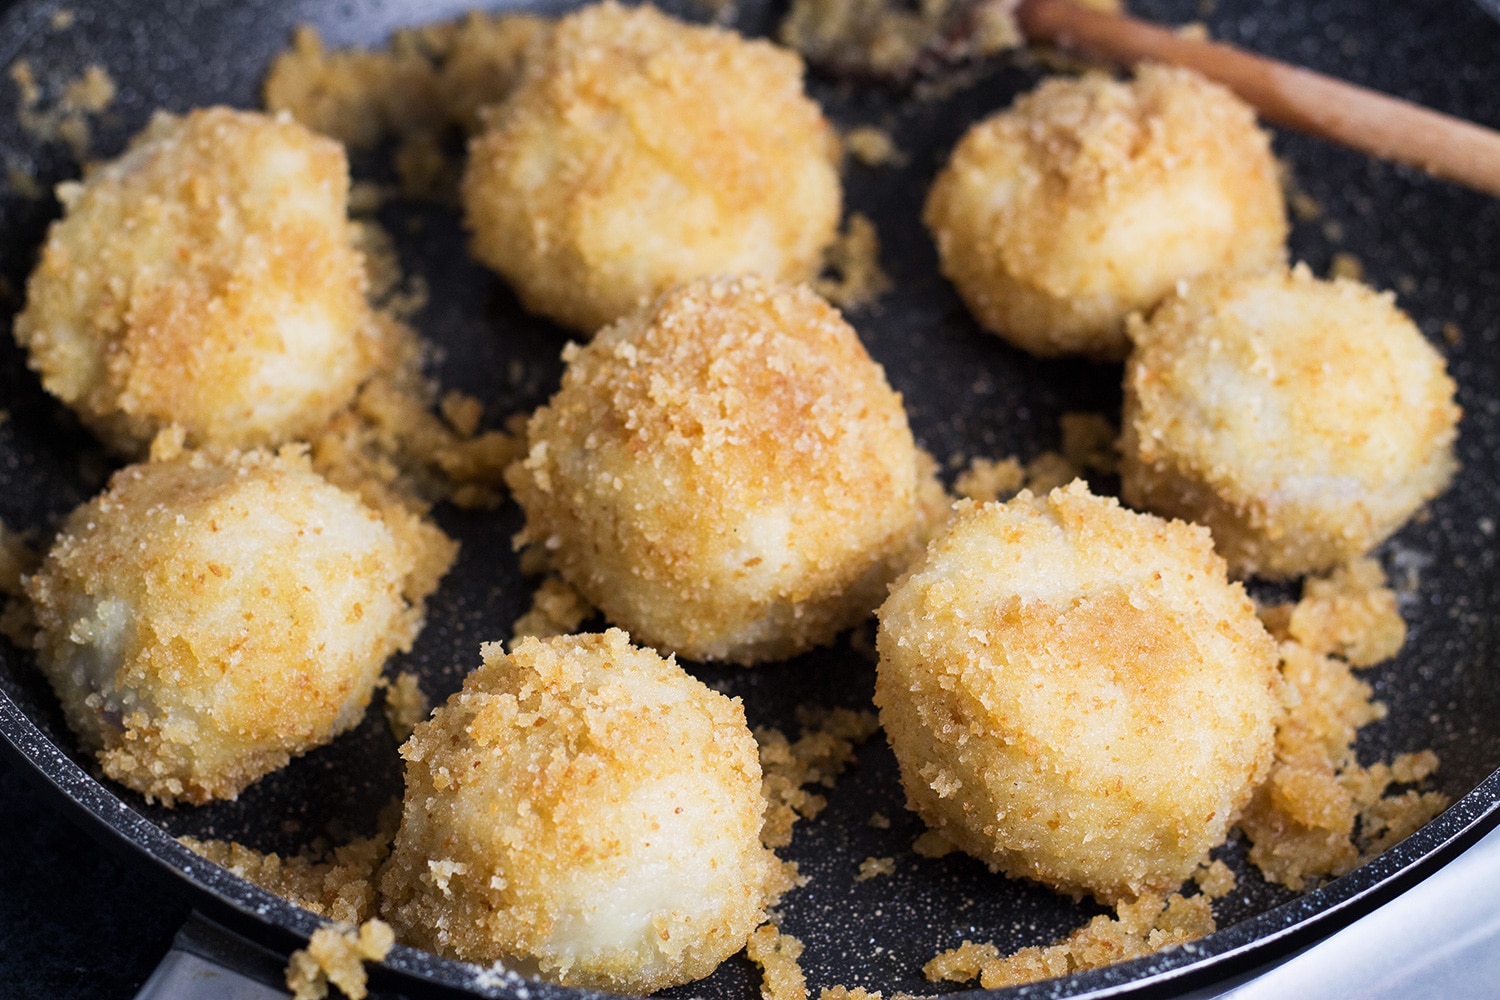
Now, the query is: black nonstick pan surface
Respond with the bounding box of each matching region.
[2,0,1500,997]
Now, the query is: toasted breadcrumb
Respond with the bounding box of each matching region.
[953,456,1025,503]
[310,364,524,513]
[819,988,930,1000]
[285,918,395,1000]
[1237,638,1448,891]
[1330,251,1365,281]
[855,856,896,881]
[815,213,893,309]
[181,807,397,925]
[757,707,880,849]
[264,15,545,147]
[843,126,904,167]
[747,924,808,1000]
[1193,859,1236,900]
[925,892,1213,989]
[868,812,891,830]
[381,671,428,743]
[779,0,1022,82]
[1281,558,1407,667]
[11,60,115,160]
[912,829,958,858]
[510,576,594,641]
[1290,190,1323,223]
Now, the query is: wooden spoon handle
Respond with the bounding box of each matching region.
[1015,0,1500,199]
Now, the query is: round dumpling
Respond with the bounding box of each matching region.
[462,1,842,333]
[25,447,446,805]
[1121,264,1460,579]
[875,482,1281,903]
[14,106,390,454]
[378,629,783,992]
[924,64,1287,359]
[505,275,943,664]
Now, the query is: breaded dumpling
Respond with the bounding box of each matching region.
[924,65,1287,359]
[875,482,1280,903]
[1121,264,1460,579]
[14,107,389,454]
[506,276,942,664]
[379,630,782,992]
[25,447,453,805]
[462,1,842,333]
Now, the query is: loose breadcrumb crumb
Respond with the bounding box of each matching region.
[843,125,905,167]
[11,60,116,160]
[1330,251,1365,281]
[1442,321,1463,346]
[757,707,880,849]
[1237,628,1448,891]
[49,9,75,30]
[813,213,893,309]
[855,856,896,881]
[953,456,1025,503]
[1279,558,1407,667]
[911,829,958,858]
[381,671,428,743]
[924,893,1214,989]
[510,576,595,641]
[779,0,1022,82]
[747,924,808,1000]
[180,810,397,926]
[868,811,891,830]
[1193,859,1236,900]
[285,918,395,1000]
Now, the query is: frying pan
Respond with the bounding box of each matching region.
[2,0,1499,997]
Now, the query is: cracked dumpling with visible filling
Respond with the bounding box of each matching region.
[1121,264,1460,579]
[505,275,945,665]
[876,482,1281,903]
[462,1,842,333]
[25,446,455,805]
[924,64,1287,359]
[378,629,785,993]
[14,106,394,454]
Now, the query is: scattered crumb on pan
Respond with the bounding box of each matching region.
[815,213,893,310]
[380,671,429,743]
[0,522,39,648]
[757,706,880,849]
[510,576,595,642]
[1241,558,1447,892]
[924,891,1214,990]
[748,924,809,1000]
[285,918,396,1000]
[179,804,399,926]
[855,856,897,881]
[843,125,905,168]
[9,59,116,162]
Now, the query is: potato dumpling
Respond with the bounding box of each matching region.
[1121,264,1460,579]
[378,629,782,992]
[506,276,942,665]
[462,1,842,333]
[876,482,1280,903]
[924,64,1287,359]
[14,107,390,454]
[25,447,452,805]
